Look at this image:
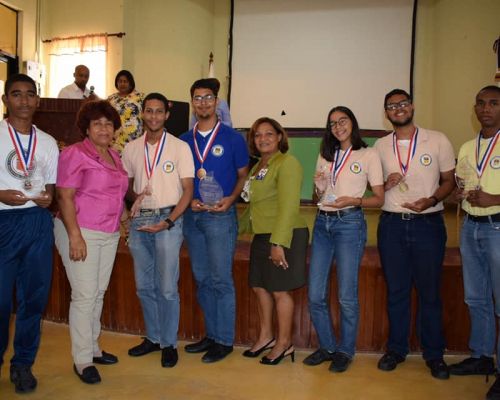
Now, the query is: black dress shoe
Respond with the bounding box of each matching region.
[185,337,215,354]
[202,343,233,363]
[329,352,352,373]
[128,338,161,357]
[242,338,275,358]
[377,351,406,371]
[73,365,101,384]
[426,358,450,380]
[449,356,496,376]
[161,346,178,368]
[93,351,118,365]
[10,365,37,393]
[303,348,334,366]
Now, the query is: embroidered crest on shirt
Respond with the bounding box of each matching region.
[162,161,175,173]
[419,153,432,166]
[211,145,224,157]
[490,156,500,169]
[350,162,362,174]
[6,149,38,180]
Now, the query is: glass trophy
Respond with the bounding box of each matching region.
[314,165,336,206]
[455,157,480,196]
[140,182,159,209]
[199,171,224,207]
[22,160,46,199]
[391,173,423,207]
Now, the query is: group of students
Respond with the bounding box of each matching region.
[0,72,498,400]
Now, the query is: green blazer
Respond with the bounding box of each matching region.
[239,152,307,248]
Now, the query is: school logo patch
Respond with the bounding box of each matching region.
[420,153,432,166]
[211,145,224,157]
[163,161,174,173]
[350,162,362,174]
[490,156,500,169]
[6,150,37,180]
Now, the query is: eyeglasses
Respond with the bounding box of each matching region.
[385,100,412,111]
[329,117,349,129]
[193,94,216,104]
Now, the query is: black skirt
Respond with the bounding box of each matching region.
[249,227,309,292]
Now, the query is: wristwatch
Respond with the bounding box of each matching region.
[164,218,175,230]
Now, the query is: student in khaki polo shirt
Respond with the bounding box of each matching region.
[122,93,194,369]
[374,89,455,380]
[449,85,500,400]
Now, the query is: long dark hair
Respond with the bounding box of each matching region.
[320,106,366,162]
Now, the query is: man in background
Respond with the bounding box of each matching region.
[58,65,97,99]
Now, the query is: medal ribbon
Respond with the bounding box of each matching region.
[329,146,352,187]
[475,129,499,178]
[7,121,37,178]
[393,128,419,176]
[192,120,222,166]
[144,129,167,181]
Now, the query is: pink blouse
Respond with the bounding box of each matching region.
[57,138,128,233]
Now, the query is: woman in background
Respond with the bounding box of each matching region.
[239,117,309,365]
[303,106,384,372]
[108,70,145,153]
[54,101,128,384]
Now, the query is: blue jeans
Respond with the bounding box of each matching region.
[460,215,500,369]
[128,211,183,348]
[308,209,367,357]
[183,206,238,346]
[0,207,54,367]
[377,212,447,360]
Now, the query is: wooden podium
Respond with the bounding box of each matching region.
[33,98,190,145]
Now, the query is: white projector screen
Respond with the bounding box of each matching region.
[230,0,415,129]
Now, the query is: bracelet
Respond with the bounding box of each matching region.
[164,218,175,230]
[429,196,439,206]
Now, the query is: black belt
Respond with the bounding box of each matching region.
[466,213,500,223]
[382,211,442,220]
[138,206,173,217]
[318,207,361,218]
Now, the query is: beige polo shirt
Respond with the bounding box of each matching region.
[316,147,384,211]
[122,132,195,208]
[374,127,455,213]
[458,135,500,216]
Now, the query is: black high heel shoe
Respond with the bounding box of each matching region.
[242,338,275,358]
[260,344,295,365]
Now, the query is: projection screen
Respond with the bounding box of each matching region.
[230,0,415,130]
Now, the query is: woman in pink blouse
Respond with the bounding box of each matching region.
[54,101,128,384]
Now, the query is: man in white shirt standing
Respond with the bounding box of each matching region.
[57,65,97,100]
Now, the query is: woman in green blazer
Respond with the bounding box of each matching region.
[239,117,309,365]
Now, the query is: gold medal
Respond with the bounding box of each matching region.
[398,181,409,193]
[197,168,207,179]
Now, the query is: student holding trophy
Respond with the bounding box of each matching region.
[449,85,500,400]
[181,79,249,363]
[304,106,383,372]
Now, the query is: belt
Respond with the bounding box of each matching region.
[466,213,500,223]
[138,206,173,217]
[318,207,361,218]
[382,211,442,220]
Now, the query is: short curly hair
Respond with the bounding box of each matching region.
[76,100,121,135]
[247,117,289,157]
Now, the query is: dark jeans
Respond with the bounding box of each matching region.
[377,211,446,360]
[0,207,54,367]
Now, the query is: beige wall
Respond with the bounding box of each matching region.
[122,0,218,103]
[414,0,500,152]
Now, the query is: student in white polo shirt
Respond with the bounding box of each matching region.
[122,92,194,369]
[374,89,455,379]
